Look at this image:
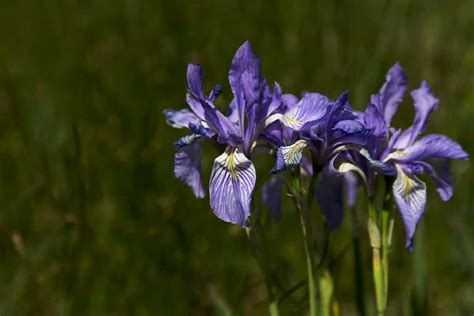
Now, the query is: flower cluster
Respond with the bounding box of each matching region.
[164,42,468,248]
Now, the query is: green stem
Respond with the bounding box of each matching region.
[380,183,394,313]
[350,205,366,316]
[291,172,317,316]
[368,182,394,316]
[299,200,318,316]
[318,269,334,316]
[246,223,280,316]
[367,199,385,316]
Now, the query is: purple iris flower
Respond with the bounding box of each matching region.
[164,41,283,226]
[355,64,469,249]
[269,91,373,228]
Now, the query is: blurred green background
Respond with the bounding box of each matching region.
[0,0,473,315]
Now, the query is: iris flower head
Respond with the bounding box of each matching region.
[164,41,286,226]
[356,64,469,249]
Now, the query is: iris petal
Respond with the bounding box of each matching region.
[164,108,199,129]
[395,81,439,148]
[407,161,453,201]
[371,63,408,126]
[174,139,205,198]
[392,166,427,250]
[271,140,308,174]
[396,134,468,162]
[262,177,284,221]
[316,174,344,229]
[186,64,206,118]
[209,148,256,226]
[281,93,330,131]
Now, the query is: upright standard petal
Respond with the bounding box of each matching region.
[187,64,204,98]
[271,140,308,174]
[174,139,205,198]
[363,104,386,138]
[228,41,256,95]
[371,63,408,126]
[395,81,439,148]
[209,148,256,226]
[394,134,468,162]
[185,64,206,118]
[280,93,330,131]
[392,166,427,250]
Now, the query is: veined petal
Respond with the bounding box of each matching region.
[228,41,256,95]
[282,93,330,131]
[186,64,206,118]
[330,119,373,147]
[359,148,397,175]
[262,177,284,221]
[240,56,263,107]
[316,174,344,229]
[174,138,205,198]
[209,148,256,226]
[372,63,408,126]
[392,165,427,250]
[187,64,204,98]
[271,140,307,174]
[363,104,386,138]
[396,134,469,162]
[192,96,240,144]
[164,108,199,128]
[408,161,453,201]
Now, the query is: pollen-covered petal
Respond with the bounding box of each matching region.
[392,165,427,250]
[396,134,469,162]
[209,148,256,226]
[271,140,308,174]
[281,93,330,131]
[164,108,199,128]
[174,139,205,198]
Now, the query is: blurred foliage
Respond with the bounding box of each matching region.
[0,0,473,315]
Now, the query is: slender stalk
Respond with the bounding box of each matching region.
[299,199,318,316]
[350,204,366,316]
[290,172,317,316]
[319,269,334,316]
[380,182,394,313]
[245,225,280,316]
[367,199,384,316]
[367,180,394,316]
